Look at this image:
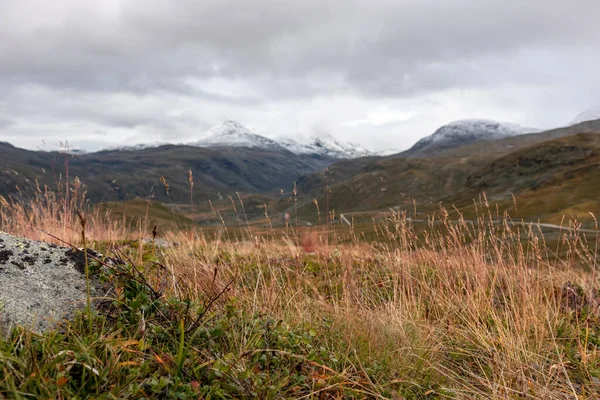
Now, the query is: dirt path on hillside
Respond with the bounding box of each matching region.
[339,212,600,234]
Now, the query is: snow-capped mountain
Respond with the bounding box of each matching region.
[102,120,376,158]
[407,119,537,154]
[279,135,374,159]
[571,107,600,125]
[187,120,374,159]
[188,120,287,152]
[104,143,167,152]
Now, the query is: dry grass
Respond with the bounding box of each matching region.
[2,186,600,398]
[0,180,131,245]
[161,193,600,398]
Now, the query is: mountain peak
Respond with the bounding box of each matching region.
[571,107,600,125]
[220,120,249,130]
[189,121,285,151]
[204,120,258,137]
[407,119,536,155]
[100,120,378,158]
[187,121,376,159]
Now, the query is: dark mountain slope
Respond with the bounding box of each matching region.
[0,143,335,203]
[295,156,382,197]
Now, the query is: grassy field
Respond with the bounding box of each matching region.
[2,190,600,399]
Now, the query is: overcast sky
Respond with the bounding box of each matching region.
[1,0,600,152]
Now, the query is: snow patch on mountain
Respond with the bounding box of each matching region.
[189,120,286,151]
[103,142,167,152]
[409,119,537,153]
[571,108,600,125]
[188,121,375,159]
[103,121,378,158]
[279,134,374,159]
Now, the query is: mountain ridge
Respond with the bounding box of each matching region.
[188,121,376,159]
[0,141,337,204]
[571,107,600,125]
[404,119,537,156]
[102,120,376,159]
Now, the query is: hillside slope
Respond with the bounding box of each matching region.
[463,132,600,221]
[291,125,600,224]
[0,143,335,204]
[290,154,480,221]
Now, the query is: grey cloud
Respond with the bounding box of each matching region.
[2,0,600,98]
[0,118,14,130]
[1,0,600,151]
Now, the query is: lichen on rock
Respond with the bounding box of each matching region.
[0,231,110,335]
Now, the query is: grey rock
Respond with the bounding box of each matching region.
[0,231,108,335]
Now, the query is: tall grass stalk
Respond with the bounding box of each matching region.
[77,210,92,332]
